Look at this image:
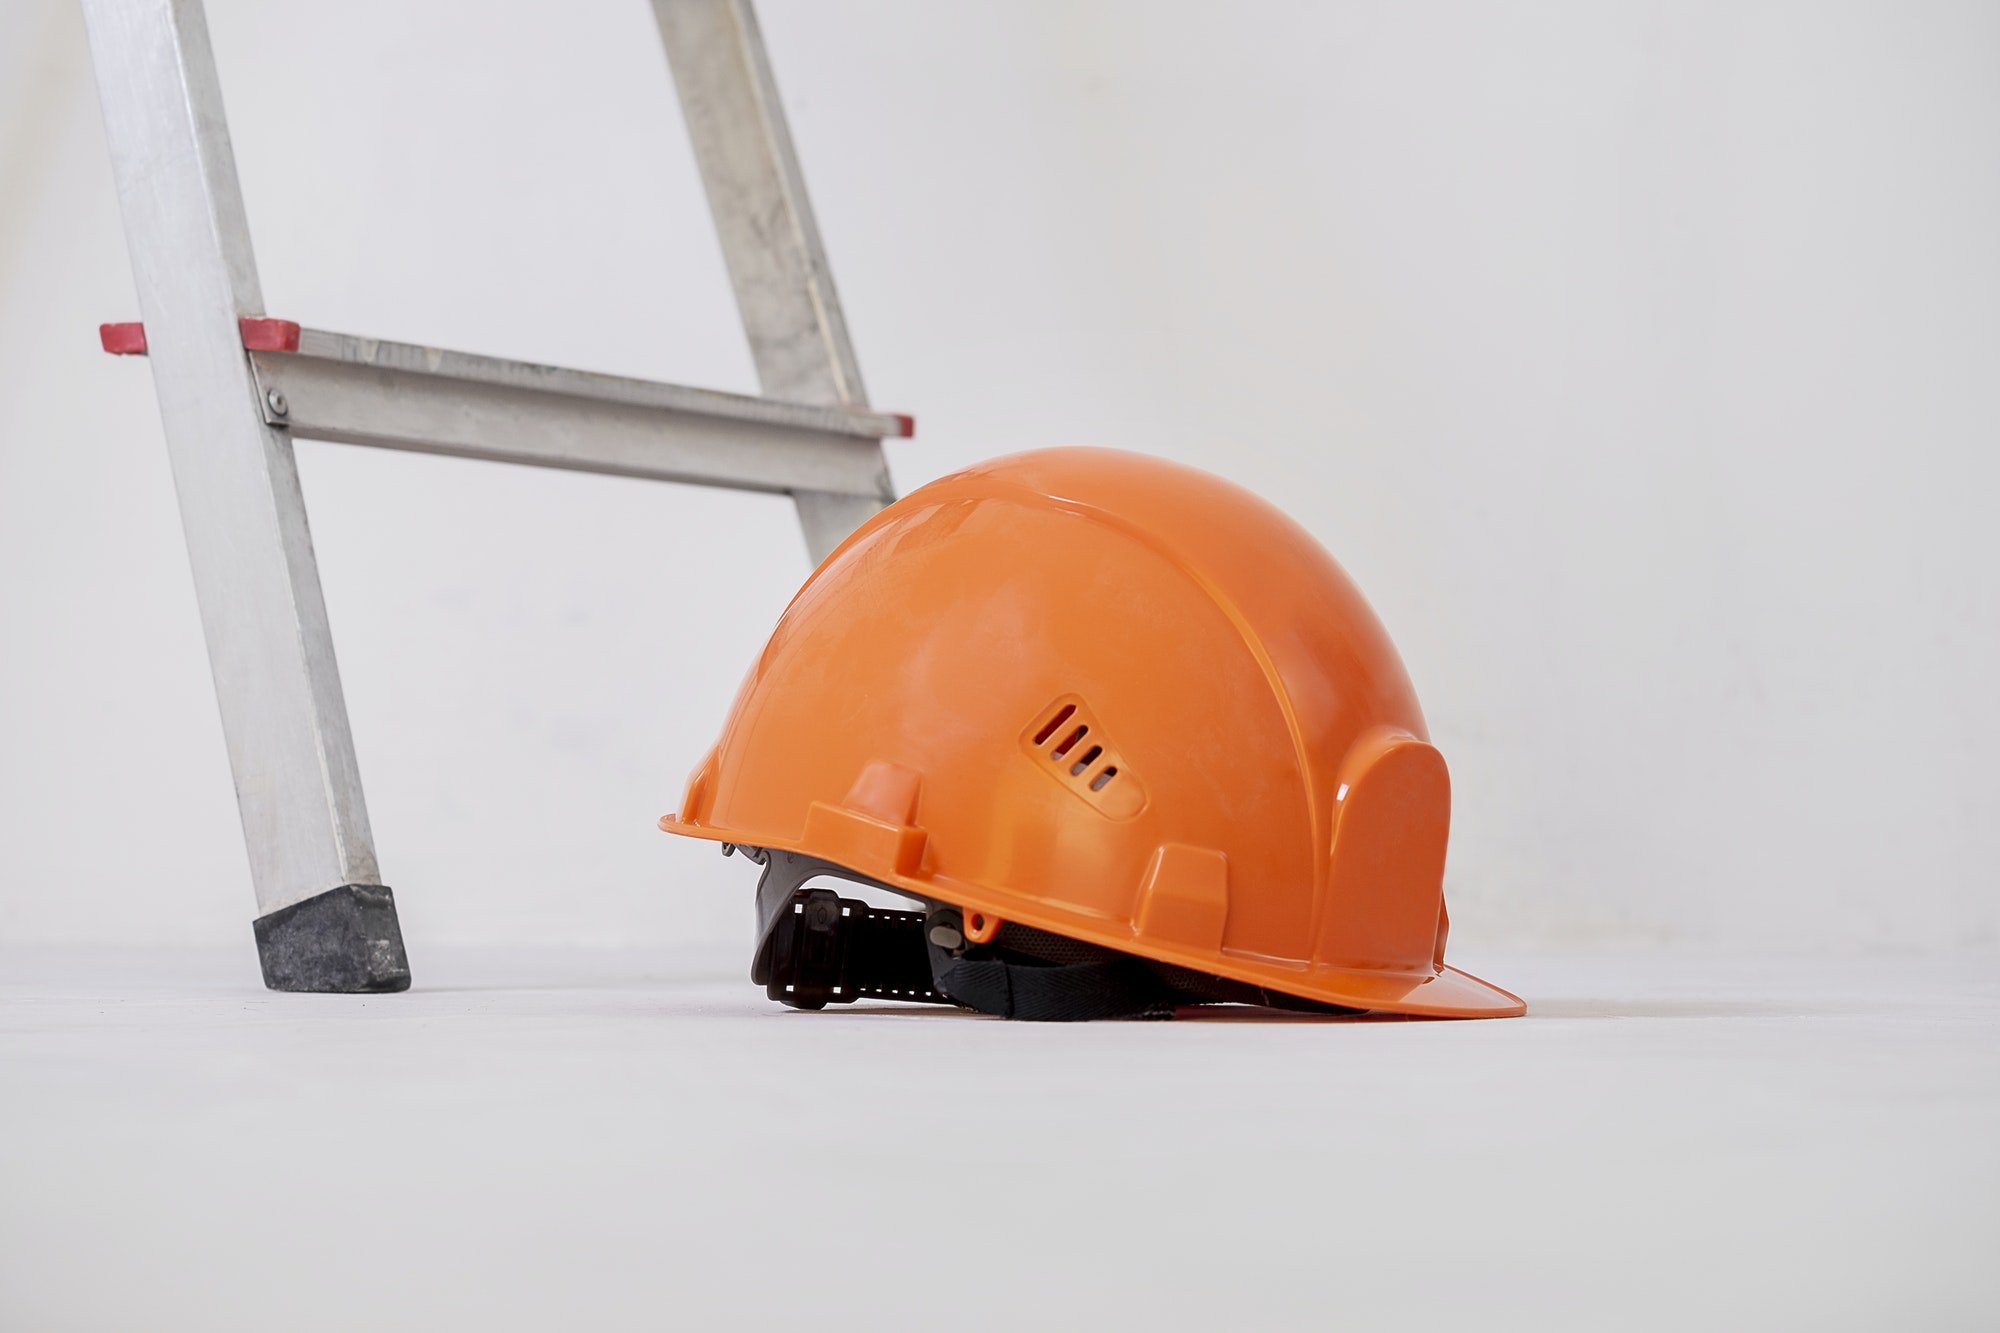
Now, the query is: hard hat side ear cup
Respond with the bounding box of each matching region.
[1317,728,1451,974]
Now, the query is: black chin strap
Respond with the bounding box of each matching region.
[919,908,1180,1020]
[737,845,1357,1022]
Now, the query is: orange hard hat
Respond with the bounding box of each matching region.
[661,447,1523,1021]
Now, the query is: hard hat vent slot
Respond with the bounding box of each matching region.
[1032,705,1077,746]
[1021,696,1145,819]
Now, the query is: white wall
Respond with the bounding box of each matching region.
[2,0,1995,953]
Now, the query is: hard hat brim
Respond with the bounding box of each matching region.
[662,815,1525,1019]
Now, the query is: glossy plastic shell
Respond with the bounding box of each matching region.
[661,448,1523,1017]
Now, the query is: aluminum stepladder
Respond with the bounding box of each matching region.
[82,0,909,992]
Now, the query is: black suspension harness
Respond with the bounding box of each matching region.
[736,845,1357,1022]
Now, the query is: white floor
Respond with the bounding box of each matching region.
[2,945,1995,1332]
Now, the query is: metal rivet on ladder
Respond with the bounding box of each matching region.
[264,387,288,418]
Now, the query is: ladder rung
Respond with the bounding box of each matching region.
[100,319,913,499]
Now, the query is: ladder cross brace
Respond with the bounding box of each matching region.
[102,319,910,497]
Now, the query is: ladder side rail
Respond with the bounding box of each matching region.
[652,0,893,561]
[79,0,405,989]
